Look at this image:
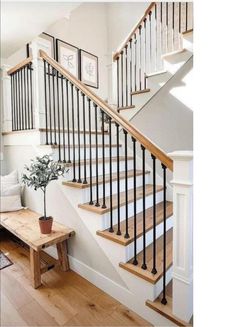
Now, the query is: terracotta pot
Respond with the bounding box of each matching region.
[39,216,53,234]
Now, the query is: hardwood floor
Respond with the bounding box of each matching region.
[0,230,152,327]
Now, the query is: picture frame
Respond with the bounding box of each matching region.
[80,49,99,89]
[26,32,55,58]
[56,39,80,78]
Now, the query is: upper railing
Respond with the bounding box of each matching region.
[113,2,193,110]
[7,56,34,131]
[40,50,173,171]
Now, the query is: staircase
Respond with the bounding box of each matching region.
[2,2,193,326]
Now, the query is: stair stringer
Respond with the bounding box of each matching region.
[60,182,176,326]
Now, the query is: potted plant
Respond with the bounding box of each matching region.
[22,155,67,234]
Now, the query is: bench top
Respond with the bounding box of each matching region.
[0,209,75,251]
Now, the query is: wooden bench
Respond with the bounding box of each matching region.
[0,209,75,288]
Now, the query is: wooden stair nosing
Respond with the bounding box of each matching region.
[62,156,133,167]
[119,228,173,284]
[117,105,135,112]
[131,88,150,96]
[63,170,150,189]
[39,128,108,135]
[96,201,173,246]
[145,281,193,326]
[78,184,164,214]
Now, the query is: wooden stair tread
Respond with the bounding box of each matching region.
[79,184,163,214]
[51,144,121,149]
[63,170,150,189]
[62,156,133,167]
[131,89,150,95]
[119,228,172,284]
[97,201,173,245]
[39,128,108,135]
[146,282,192,326]
[117,105,135,112]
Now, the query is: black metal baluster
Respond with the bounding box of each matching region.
[154,3,157,71]
[144,18,147,89]
[117,57,120,109]
[29,63,33,129]
[23,67,27,129]
[56,71,61,162]
[11,75,14,131]
[109,117,113,232]
[88,99,93,204]
[18,71,21,130]
[151,155,157,274]
[125,45,128,107]
[121,51,124,107]
[161,163,167,305]
[101,110,106,208]
[139,25,142,90]
[116,123,121,235]
[141,145,147,270]
[14,73,18,130]
[52,68,57,144]
[134,34,137,92]
[129,40,133,105]
[61,75,66,162]
[71,83,76,182]
[132,137,138,264]
[43,61,49,143]
[48,64,53,144]
[76,89,82,182]
[94,104,100,206]
[124,130,129,238]
[82,93,87,183]
[66,79,71,163]
[20,69,24,130]
[26,65,30,129]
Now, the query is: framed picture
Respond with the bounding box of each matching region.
[26,32,55,58]
[80,50,99,89]
[56,39,79,78]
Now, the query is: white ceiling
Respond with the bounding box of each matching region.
[1,1,81,58]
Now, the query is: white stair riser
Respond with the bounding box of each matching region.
[182,31,193,52]
[146,71,171,90]
[163,50,192,74]
[52,146,121,161]
[78,173,150,203]
[62,159,134,179]
[40,132,110,145]
[101,190,163,229]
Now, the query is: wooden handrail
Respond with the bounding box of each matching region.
[40,50,173,171]
[7,56,33,75]
[113,2,155,61]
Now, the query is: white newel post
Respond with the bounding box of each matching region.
[30,39,46,129]
[168,151,193,322]
[1,65,12,132]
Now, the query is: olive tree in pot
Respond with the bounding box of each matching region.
[22,155,67,234]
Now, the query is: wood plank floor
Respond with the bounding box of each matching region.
[0,230,152,327]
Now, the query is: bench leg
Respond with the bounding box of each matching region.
[56,240,69,271]
[30,248,41,289]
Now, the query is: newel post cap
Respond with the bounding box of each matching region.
[168,151,193,161]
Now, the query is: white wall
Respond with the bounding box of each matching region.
[106,2,150,54]
[131,57,193,153]
[3,143,126,287]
